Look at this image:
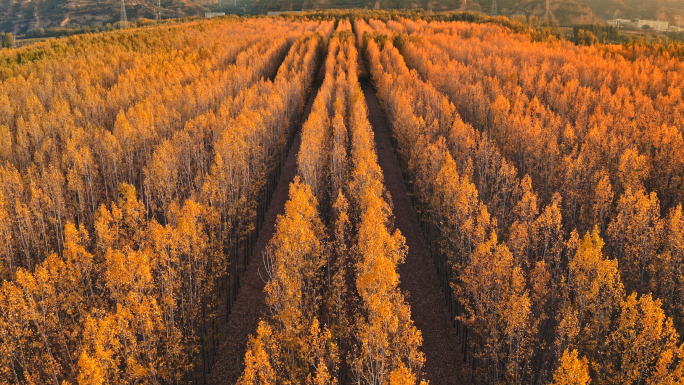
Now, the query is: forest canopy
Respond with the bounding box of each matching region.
[1,10,684,385]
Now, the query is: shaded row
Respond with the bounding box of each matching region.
[358,18,684,385]
[0,20,329,384]
[240,25,426,384]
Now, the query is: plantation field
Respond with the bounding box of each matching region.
[1,11,684,385]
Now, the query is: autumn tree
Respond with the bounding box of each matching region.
[556,229,624,375]
[605,294,682,384]
[551,349,591,385]
[607,188,663,295]
[240,178,339,384]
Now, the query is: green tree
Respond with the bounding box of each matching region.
[1,33,13,48]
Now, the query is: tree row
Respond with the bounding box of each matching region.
[0,21,328,384]
[240,25,426,385]
[358,18,684,385]
[0,17,338,281]
[395,24,684,336]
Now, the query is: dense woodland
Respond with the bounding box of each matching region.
[0,17,333,384]
[240,23,424,384]
[358,16,684,384]
[1,10,684,385]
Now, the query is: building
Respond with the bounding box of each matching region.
[607,18,632,28]
[205,12,225,18]
[668,25,683,32]
[633,19,669,32]
[607,19,669,32]
[266,11,303,16]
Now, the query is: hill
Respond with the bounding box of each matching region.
[0,0,212,35]
[459,0,683,25]
[247,0,600,24]
[575,0,684,26]
[2,0,681,35]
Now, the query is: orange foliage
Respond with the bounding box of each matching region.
[0,18,329,384]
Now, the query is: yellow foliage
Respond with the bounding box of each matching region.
[551,349,591,385]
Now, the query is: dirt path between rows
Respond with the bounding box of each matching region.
[207,61,326,385]
[207,50,465,385]
[360,64,469,384]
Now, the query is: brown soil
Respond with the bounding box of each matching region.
[360,66,470,384]
[206,60,327,385]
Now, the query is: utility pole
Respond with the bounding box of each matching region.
[545,0,550,22]
[120,0,128,27]
[157,0,161,20]
[491,0,497,16]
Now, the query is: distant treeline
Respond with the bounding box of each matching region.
[24,19,170,39]
[573,23,620,43]
[26,24,116,38]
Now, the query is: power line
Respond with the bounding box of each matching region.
[491,0,497,16]
[545,0,551,22]
[120,0,128,27]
